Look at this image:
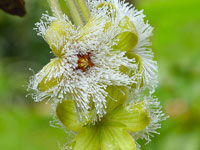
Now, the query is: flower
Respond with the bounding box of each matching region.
[29,0,158,120]
[29,13,138,120]
[56,87,150,150]
[28,0,166,149]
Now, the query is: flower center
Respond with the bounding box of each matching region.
[77,53,94,72]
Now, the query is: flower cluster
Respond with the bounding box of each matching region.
[28,0,166,149]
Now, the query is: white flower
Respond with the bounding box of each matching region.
[29,12,138,121]
[28,1,166,149]
[29,0,159,122]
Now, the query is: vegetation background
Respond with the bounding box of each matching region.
[0,0,200,149]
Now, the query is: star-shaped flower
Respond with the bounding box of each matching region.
[56,86,150,150]
[29,13,138,120]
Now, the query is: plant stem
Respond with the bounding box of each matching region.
[65,0,85,27]
[58,0,73,22]
[47,0,63,18]
[75,0,90,22]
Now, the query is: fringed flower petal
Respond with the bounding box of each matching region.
[79,15,107,39]
[34,58,63,92]
[45,19,75,57]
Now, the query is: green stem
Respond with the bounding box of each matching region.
[58,0,73,22]
[75,0,91,22]
[65,0,85,27]
[47,0,63,18]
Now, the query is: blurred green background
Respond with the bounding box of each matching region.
[0,0,200,150]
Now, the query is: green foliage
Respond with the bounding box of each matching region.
[0,106,66,150]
